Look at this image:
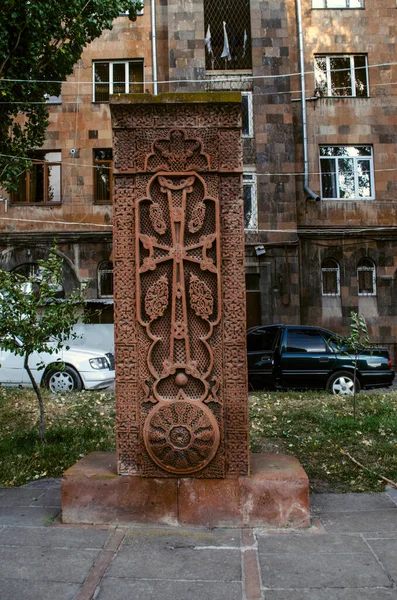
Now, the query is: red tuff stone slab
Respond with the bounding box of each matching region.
[62,452,310,528]
[62,452,179,526]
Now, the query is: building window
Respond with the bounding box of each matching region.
[12,263,64,297]
[94,149,113,203]
[357,258,376,296]
[242,92,253,137]
[12,151,61,204]
[98,261,114,298]
[204,0,252,71]
[320,146,374,200]
[314,55,368,97]
[243,172,257,230]
[312,0,364,7]
[93,60,144,102]
[321,258,340,296]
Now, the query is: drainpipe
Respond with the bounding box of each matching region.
[151,0,158,95]
[296,0,320,201]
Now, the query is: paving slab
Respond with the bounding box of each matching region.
[0,488,48,507]
[264,589,397,600]
[96,578,243,600]
[311,493,396,513]
[320,510,397,534]
[258,551,391,589]
[0,579,80,600]
[123,527,241,548]
[257,533,370,555]
[0,506,61,526]
[0,525,110,548]
[386,487,397,506]
[365,538,397,582]
[0,545,99,583]
[108,542,241,582]
[33,487,62,507]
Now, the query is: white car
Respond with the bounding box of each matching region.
[0,337,115,392]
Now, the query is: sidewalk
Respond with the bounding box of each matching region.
[0,479,396,600]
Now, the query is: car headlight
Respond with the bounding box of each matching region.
[89,357,109,370]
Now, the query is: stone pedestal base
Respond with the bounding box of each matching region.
[61,452,310,528]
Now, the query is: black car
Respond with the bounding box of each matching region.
[247,324,395,394]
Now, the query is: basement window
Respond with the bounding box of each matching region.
[243,172,257,230]
[321,258,340,296]
[204,0,252,70]
[12,151,62,204]
[319,146,374,200]
[357,258,376,296]
[312,0,364,7]
[314,55,368,97]
[93,60,144,102]
[242,92,253,137]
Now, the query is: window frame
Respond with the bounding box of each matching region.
[319,145,375,201]
[243,170,258,231]
[314,54,369,98]
[312,0,364,8]
[98,260,114,299]
[93,149,113,204]
[357,258,376,296]
[321,258,341,297]
[93,59,144,102]
[242,91,253,138]
[11,151,62,205]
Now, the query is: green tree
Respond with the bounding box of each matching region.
[0,244,85,440]
[0,0,143,192]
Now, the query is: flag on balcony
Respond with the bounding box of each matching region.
[242,29,248,58]
[221,21,231,61]
[205,24,213,55]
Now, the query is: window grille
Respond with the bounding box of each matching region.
[98,261,114,298]
[314,55,368,97]
[321,258,340,296]
[93,60,144,102]
[243,172,257,230]
[357,258,376,296]
[204,0,252,70]
[12,151,62,204]
[312,0,364,7]
[319,146,374,200]
[94,149,113,203]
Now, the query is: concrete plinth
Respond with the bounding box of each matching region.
[62,452,310,528]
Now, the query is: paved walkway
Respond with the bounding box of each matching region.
[0,480,397,600]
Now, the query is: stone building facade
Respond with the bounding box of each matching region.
[1,0,397,348]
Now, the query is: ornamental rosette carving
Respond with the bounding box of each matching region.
[149,203,167,234]
[145,276,169,320]
[143,399,220,474]
[188,202,206,233]
[189,274,213,320]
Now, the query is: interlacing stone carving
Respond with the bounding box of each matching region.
[111,96,248,478]
[189,274,213,319]
[144,276,169,320]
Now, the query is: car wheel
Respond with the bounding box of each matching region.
[326,371,360,395]
[43,365,83,393]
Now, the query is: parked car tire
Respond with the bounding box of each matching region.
[43,365,83,393]
[326,370,361,395]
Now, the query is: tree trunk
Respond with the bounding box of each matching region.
[24,352,46,442]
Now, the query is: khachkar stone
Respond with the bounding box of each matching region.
[110,93,249,479]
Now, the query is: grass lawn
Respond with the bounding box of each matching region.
[0,386,396,492]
